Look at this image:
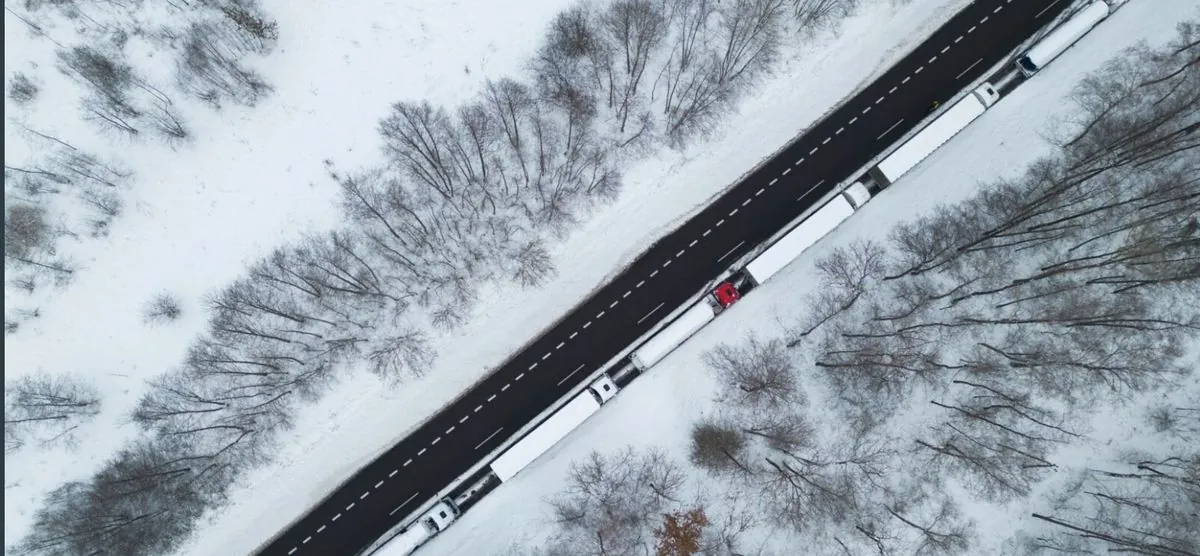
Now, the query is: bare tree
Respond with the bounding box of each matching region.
[916,380,1078,502]
[549,446,687,556]
[143,291,184,324]
[1024,455,1200,556]
[4,372,101,452]
[704,335,797,409]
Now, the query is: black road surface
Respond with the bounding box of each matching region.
[260,1,1069,554]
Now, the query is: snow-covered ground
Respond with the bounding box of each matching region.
[407,3,1197,555]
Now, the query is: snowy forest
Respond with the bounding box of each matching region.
[520,21,1199,556]
[7,0,867,554]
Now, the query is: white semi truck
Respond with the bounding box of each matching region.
[488,374,619,482]
[1016,1,1110,77]
[370,498,460,556]
[867,82,1000,188]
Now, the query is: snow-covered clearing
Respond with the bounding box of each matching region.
[167,2,986,554]
[409,3,1198,555]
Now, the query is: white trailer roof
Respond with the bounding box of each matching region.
[371,523,433,556]
[874,94,987,184]
[745,196,855,284]
[630,301,716,369]
[489,392,600,482]
[1022,1,1108,70]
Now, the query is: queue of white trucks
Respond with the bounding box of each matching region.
[368,4,1123,551]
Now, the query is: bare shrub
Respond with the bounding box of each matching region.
[689,418,750,474]
[143,292,183,324]
[8,72,40,104]
[4,203,51,258]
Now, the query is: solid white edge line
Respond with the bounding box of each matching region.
[474,427,504,450]
[557,363,587,386]
[638,302,666,324]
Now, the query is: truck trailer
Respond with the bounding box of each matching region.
[628,301,717,371]
[1015,1,1109,77]
[742,183,871,286]
[868,83,999,187]
[488,375,618,482]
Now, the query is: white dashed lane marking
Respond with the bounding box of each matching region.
[597,310,606,318]
[429,434,439,444]
[558,363,587,386]
[703,229,712,237]
[317,525,326,533]
[570,331,579,338]
[902,75,911,83]
[782,167,792,176]
[742,198,751,207]
[639,302,666,324]
[501,383,510,392]
[809,147,819,155]
[515,372,524,381]
[968,25,977,33]
[955,35,963,43]
[980,16,988,24]
[375,480,384,488]
[676,249,685,257]
[637,279,647,287]
[557,341,566,349]
[529,362,538,371]
[359,492,369,500]
[487,394,496,402]
[716,219,725,227]
[717,241,746,263]
[289,549,297,555]
[821,137,831,145]
[390,469,399,477]
[687,240,697,248]
[663,260,672,267]
[835,127,844,135]
[889,86,898,94]
[755,188,765,196]
[542,352,551,360]
[794,157,804,166]
[333,513,342,521]
[303,537,312,544]
[863,106,872,114]
[474,404,483,412]
[417,448,427,455]
[729,208,738,217]
[404,458,414,466]
[875,96,884,104]
[941,45,950,54]
[914,66,923,74]
[346,503,355,511]
[849,116,858,124]
[583,320,592,328]
[929,56,937,64]
[769,178,778,185]
[446,426,455,434]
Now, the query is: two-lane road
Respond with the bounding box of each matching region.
[260,1,1071,554]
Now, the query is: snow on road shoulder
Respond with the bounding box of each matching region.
[415,5,1195,554]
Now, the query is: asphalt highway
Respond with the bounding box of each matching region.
[259,1,1072,554]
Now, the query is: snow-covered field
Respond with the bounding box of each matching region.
[408,3,1197,554]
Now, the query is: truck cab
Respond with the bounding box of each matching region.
[421,499,459,532]
[586,374,619,403]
